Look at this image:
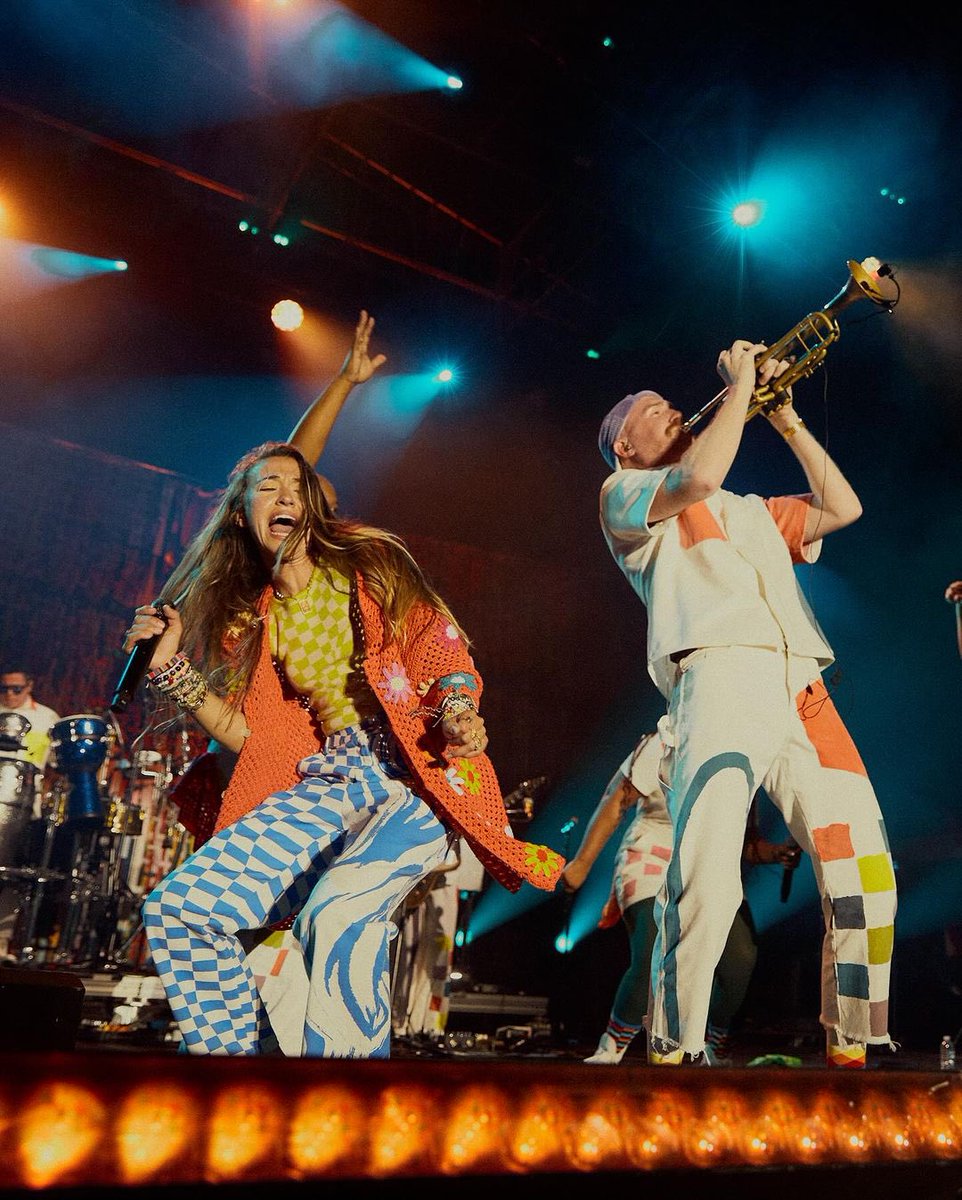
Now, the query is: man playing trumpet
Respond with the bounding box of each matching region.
[595,339,897,1068]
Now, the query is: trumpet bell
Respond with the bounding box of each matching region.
[824,257,893,319]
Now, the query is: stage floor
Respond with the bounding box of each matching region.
[2,965,961,1198]
[0,962,951,1074]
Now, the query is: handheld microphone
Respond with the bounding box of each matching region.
[110,598,168,713]
[779,840,801,903]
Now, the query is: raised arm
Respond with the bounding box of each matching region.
[764,397,862,542]
[287,310,387,464]
[754,354,861,540]
[649,340,769,523]
[561,765,640,892]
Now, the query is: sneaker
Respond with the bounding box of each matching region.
[649,1036,684,1065]
[584,1032,626,1065]
[649,1036,711,1066]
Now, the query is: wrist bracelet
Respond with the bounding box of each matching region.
[146,652,189,686]
[781,418,806,440]
[435,693,476,726]
[148,654,209,713]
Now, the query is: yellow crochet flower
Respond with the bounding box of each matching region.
[525,844,562,877]
[451,758,482,795]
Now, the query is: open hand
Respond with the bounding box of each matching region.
[342,310,387,385]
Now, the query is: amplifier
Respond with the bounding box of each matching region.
[443,993,546,1032]
[443,992,552,1052]
[0,966,85,1051]
[447,991,548,1020]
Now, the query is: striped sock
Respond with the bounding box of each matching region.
[705,1022,734,1064]
[826,1036,866,1068]
[605,1014,643,1056]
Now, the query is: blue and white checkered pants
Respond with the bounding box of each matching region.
[141,722,450,1056]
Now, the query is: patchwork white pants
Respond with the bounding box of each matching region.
[649,647,896,1056]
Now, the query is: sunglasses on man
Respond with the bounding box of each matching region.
[0,684,27,694]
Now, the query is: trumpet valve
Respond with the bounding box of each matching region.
[758,393,791,417]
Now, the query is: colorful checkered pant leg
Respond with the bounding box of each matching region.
[649,647,897,1056]
[141,724,449,1056]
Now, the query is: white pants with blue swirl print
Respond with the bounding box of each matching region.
[141,722,450,1056]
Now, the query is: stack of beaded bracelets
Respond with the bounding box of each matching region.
[145,651,209,713]
[437,692,475,724]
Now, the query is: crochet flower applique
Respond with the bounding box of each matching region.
[525,843,563,878]
[436,671,477,695]
[434,619,462,648]
[378,661,414,706]
[446,758,482,796]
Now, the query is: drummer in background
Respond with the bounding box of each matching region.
[0,665,60,961]
[0,666,60,770]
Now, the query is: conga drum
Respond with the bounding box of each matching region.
[0,757,37,868]
[49,715,109,827]
[0,712,32,754]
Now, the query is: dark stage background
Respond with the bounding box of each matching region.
[1,1,961,1052]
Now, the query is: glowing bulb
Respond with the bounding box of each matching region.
[731,200,765,228]
[271,300,304,331]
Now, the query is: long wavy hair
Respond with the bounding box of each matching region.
[160,442,468,706]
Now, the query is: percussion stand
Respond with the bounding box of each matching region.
[52,822,104,968]
[95,831,143,972]
[14,803,66,964]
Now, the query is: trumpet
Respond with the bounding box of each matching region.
[681,257,898,432]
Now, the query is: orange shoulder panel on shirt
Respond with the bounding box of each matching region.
[677,501,726,549]
[764,494,813,563]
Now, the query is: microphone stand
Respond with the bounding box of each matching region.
[555,816,579,1049]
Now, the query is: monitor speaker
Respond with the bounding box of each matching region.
[0,965,85,1051]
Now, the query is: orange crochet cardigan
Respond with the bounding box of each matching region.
[177,576,564,894]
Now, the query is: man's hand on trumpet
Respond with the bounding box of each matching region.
[760,358,803,438]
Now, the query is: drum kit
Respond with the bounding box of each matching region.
[0,709,197,971]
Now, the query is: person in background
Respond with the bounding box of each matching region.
[562,728,799,1065]
[0,666,60,771]
[942,581,962,1014]
[596,337,896,1067]
[0,665,61,960]
[391,837,486,1044]
[945,580,962,660]
[123,311,564,1057]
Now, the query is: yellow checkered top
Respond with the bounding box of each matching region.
[268,566,380,734]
